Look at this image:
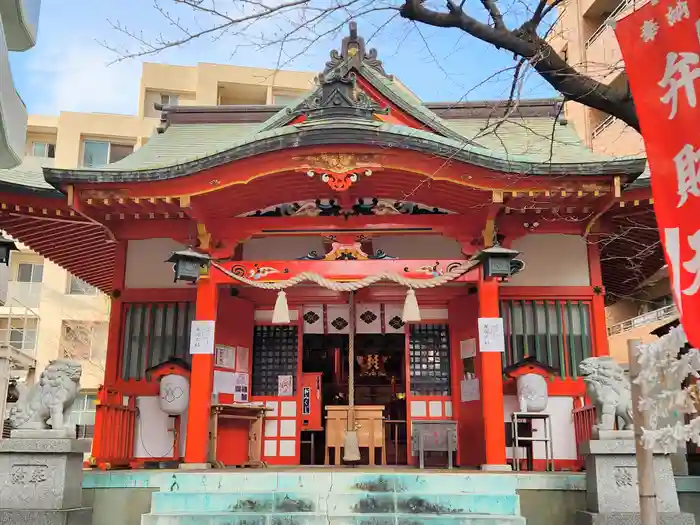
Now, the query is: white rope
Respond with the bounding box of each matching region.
[210,258,479,291]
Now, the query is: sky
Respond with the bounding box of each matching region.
[9,0,556,117]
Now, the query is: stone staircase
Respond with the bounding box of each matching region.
[140,471,526,525]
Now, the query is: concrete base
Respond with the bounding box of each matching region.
[582,439,685,516]
[576,510,696,525]
[11,428,77,439]
[595,430,635,440]
[480,464,513,472]
[0,438,90,510]
[178,462,211,470]
[0,507,92,525]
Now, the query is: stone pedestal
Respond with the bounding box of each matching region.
[0,437,92,525]
[577,438,695,525]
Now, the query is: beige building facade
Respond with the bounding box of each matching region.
[549,0,645,158]
[2,62,316,429]
[550,0,673,363]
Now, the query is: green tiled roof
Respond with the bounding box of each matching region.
[0,156,59,194]
[95,114,639,174]
[443,117,631,165]
[44,113,646,184]
[104,123,259,171]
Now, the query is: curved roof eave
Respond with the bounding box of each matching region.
[43,120,648,187]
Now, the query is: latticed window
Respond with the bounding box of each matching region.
[252,325,298,397]
[120,302,195,381]
[408,323,451,396]
[500,299,592,378]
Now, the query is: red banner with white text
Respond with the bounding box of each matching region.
[615,0,700,347]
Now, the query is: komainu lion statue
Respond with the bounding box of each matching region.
[8,359,82,431]
[579,356,633,435]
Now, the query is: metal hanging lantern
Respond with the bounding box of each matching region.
[475,244,521,278]
[0,236,18,266]
[165,248,211,283]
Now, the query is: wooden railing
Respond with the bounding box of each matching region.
[89,386,136,470]
[572,404,596,470]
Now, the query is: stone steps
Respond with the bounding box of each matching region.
[150,491,520,515]
[140,471,526,525]
[159,472,519,495]
[142,512,527,525]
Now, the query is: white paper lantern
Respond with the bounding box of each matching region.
[516,373,548,413]
[159,374,189,415]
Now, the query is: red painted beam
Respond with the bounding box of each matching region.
[209,215,481,243]
[212,259,478,285]
[63,145,611,200]
[109,219,192,241]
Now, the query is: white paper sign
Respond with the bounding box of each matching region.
[213,370,236,394]
[460,338,476,359]
[215,344,236,368]
[190,320,215,355]
[278,375,294,397]
[236,347,249,372]
[233,372,249,402]
[460,378,480,402]
[478,317,505,353]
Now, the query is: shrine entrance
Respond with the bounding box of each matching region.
[300,332,408,465]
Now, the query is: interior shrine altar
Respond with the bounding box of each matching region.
[0,23,660,472]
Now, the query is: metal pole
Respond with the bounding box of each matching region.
[628,338,658,525]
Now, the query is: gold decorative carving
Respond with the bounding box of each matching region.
[294,153,381,173]
[197,223,211,251]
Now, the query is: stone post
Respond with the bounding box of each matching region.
[576,437,694,525]
[0,360,93,524]
[0,436,92,524]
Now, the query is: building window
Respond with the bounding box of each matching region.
[67,275,98,295]
[31,142,55,158]
[82,140,134,167]
[273,94,300,105]
[121,302,195,381]
[501,299,592,379]
[160,93,179,106]
[0,318,39,353]
[60,321,108,361]
[16,262,43,283]
[72,393,97,438]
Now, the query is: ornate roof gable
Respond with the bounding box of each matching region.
[259,23,478,145]
[323,21,388,78]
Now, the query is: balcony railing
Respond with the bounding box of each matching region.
[592,114,616,139]
[607,304,678,336]
[3,281,42,309]
[585,0,633,48]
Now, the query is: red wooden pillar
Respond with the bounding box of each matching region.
[478,274,508,468]
[184,276,218,465]
[587,238,609,356]
[103,240,127,386]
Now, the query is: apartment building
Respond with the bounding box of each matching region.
[550,0,674,362]
[549,0,645,157]
[2,62,316,431]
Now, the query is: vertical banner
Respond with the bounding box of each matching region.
[615,1,700,346]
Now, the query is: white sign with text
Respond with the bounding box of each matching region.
[478,317,505,353]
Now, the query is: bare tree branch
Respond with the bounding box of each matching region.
[480,0,506,30]
[399,0,639,130]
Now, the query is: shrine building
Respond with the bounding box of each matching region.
[0,25,657,470]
